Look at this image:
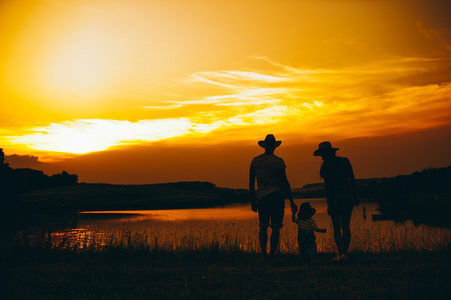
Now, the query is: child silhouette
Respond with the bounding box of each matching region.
[292,202,326,262]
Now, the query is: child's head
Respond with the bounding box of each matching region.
[297,202,316,220]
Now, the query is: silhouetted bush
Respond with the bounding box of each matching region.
[1,149,20,212]
[50,171,78,187]
[11,168,78,193]
[373,166,451,221]
[0,148,78,210]
[12,168,50,192]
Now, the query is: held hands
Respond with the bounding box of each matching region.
[290,201,298,213]
[251,201,258,212]
[250,191,258,212]
[354,196,360,207]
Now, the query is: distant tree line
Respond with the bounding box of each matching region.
[11,168,78,193]
[370,166,451,223]
[152,181,217,191]
[296,178,393,200]
[0,148,78,212]
[3,146,450,221]
[297,166,451,223]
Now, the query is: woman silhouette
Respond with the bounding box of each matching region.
[314,142,358,261]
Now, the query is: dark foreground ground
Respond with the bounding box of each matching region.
[2,247,450,300]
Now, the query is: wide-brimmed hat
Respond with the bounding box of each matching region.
[298,202,316,220]
[313,141,339,156]
[258,134,282,149]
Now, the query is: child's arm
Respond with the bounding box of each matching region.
[292,211,296,222]
[314,228,327,233]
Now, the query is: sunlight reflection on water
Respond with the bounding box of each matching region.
[80,198,367,226]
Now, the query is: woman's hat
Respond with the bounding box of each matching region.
[258,134,282,149]
[313,141,339,156]
[298,202,316,220]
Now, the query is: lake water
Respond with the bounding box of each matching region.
[14,199,451,253]
[81,198,372,224]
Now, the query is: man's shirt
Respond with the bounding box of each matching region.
[250,153,286,199]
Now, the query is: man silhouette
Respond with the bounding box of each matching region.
[249,134,297,260]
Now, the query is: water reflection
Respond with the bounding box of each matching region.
[81,204,268,221]
[79,199,375,226]
[13,199,451,253]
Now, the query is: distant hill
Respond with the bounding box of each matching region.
[3,147,450,220]
[1,148,249,213]
[18,181,249,212]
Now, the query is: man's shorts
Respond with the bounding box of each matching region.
[258,192,285,228]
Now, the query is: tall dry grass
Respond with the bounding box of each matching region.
[22,218,451,254]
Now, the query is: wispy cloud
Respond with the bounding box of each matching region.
[417,21,451,52]
[8,56,451,154]
[166,88,287,106]
[226,105,296,126]
[187,70,289,85]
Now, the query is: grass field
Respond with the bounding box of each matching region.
[4,217,450,299]
[15,217,451,254]
[3,246,450,299]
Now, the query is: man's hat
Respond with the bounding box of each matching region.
[298,202,316,220]
[258,134,282,149]
[313,141,339,156]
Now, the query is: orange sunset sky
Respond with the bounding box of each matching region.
[1,0,451,188]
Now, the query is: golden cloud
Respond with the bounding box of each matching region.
[7,57,451,155]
